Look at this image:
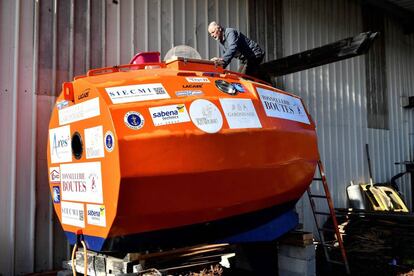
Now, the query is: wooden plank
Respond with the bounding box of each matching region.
[260,32,378,77]
[127,243,230,261]
[279,231,314,247]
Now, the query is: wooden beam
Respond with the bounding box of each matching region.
[260,32,378,77]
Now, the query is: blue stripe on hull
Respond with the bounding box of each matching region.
[65,201,298,252]
[65,232,106,252]
[219,209,298,243]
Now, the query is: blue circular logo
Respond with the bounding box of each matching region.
[104,131,115,152]
[124,111,145,130]
[53,186,60,203]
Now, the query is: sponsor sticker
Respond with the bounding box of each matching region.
[149,104,190,126]
[58,97,100,125]
[84,125,104,159]
[124,111,145,130]
[105,83,170,104]
[257,87,310,124]
[104,131,115,152]
[182,84,203,89]
[56,100,69,110]
[60,162,104,204]
[49,167,61,183]
[185,77,210,83]
[49,125,72,164]
[219,99,262,129]
[175,90,204,97]
[87,204,106,227]
[53,186,61,203]
[77,88,90,101]
[189,99,223,133]
[61,201,85,228]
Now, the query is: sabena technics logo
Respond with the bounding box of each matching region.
[149,104,190,126]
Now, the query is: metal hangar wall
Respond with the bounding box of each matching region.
[0,0,413,274]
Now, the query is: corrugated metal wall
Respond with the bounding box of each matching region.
[0,1,37,275]
[381,16,414,201]
[0,0,249,274]
[279,0,368,231]
[275,0,414,231]
[1,0,413,274]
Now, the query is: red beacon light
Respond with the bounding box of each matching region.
[129,52,161,65]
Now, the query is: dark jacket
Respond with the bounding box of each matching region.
[219,28,265,68]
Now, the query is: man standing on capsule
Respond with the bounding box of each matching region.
[208,21,266,80]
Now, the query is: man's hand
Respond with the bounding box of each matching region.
[211,57,224,66]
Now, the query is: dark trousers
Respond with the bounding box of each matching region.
[238,56,271,83]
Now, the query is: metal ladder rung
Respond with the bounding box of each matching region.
[318,227,336,233]
[314,211,331,216]
[320,243,336,249]
[308,194,327,198]
[328,260,347,266]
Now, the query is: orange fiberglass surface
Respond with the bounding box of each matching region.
[47,54,319,252]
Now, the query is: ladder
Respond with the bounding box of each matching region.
[307,160,351,275]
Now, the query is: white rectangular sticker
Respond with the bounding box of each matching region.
[49,125,72,164]
[60,162,104,204]
[87,204,106,227]
[61,201,85,228]
[257,87,310,125]
[185,77,210,83]
[149,104,191,126]
[85,125,104,159]
[58,97,100,125]
[105,83,170,104]
[219,99,262,129]
[49,167,61,183]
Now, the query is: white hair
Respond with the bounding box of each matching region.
[208,21,221,31]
